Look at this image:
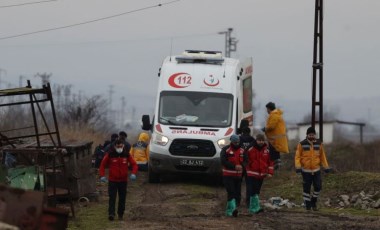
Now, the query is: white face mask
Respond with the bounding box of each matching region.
[116,148,123,154]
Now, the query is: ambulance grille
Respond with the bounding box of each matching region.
[169,139,216,157]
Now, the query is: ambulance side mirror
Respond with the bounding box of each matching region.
[142,115,152,131]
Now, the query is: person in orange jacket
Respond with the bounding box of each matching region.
[130,132,150,171]
[99,138,138,221]
[295,127,331,211]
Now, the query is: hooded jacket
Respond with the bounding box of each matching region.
[295,138,329,173]
[265,109,289,153]
[99,146,138,182]
[130,132,150,164]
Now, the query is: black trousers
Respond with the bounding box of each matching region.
[108,181,127,217]
[302,171,322,207]
[223,176,242,205]
[268,143,280,161]
[246,176,264,198]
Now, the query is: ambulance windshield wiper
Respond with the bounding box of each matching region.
[160,117,177,125]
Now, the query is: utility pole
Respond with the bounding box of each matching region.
[108,85,114,121]
[19,75,26,87]
[218,28,238,57]
[78,90,83,103]
[132,106,136,121]
[311,0,324,141]
[72,93,77,104]
[63,85,72,106]
[0,68,6,88]
[35,73,51,86]
[54,84,63,109]
[120,96,126,127]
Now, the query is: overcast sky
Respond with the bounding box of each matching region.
[0,0,379,125]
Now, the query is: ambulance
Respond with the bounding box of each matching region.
[141,50,253,183]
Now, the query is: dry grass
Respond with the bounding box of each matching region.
[59,126,144,152]
[59,126,107,151]
[325,140,380,173]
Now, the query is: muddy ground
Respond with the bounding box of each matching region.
[94,172,379,230]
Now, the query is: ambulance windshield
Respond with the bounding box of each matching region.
[158,91,233,127]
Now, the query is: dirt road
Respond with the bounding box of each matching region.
[100,172,379,230]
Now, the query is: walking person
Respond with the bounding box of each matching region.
[245,134,274,214]
[295,127,331,211]
[99,138,138,221]
[220,134,245,217]
[262,102,289,169]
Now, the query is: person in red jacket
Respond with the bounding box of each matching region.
[220,134,245,217]
[245,134,274,214]
[99,138,138,221]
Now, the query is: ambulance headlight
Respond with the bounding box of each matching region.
[153,133,169,146]
[217,138,230,148]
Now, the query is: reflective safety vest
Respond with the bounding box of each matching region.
[295,139,329,173]
[221,146,244,177]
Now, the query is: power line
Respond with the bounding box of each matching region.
[0,32,218,47]
[0,0,58,9]
[0,0,180,40]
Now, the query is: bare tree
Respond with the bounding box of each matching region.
[59,95,114,131]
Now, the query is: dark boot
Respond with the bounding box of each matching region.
[305,200,312,211]
[311,197,318,211]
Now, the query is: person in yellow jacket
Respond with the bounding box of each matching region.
[130,132,150,171]
[295,127,331,211]
[262,102,289,169]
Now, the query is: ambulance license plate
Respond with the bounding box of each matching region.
[179,159,204,166]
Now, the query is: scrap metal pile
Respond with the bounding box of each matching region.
[0,82,95,229]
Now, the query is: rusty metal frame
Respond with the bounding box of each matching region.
[0,80,61,147]
[0,81,75,217]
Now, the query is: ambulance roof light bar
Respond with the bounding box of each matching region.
[175,50,224,65]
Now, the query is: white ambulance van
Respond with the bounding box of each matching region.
[142,50,253,183]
